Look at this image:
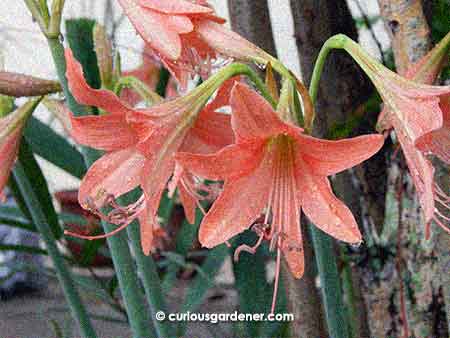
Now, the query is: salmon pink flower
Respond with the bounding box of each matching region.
[118,0,226,89]
[0,98,41,197]
[176,83,384,312]
[64,48,234,254]
[341,33,450,233]
[415,96,449,165]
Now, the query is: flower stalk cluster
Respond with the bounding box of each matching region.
[17,1,450,336]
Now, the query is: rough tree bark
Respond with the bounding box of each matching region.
[227,0,277,56]
[378,0,431,74]
[227,2,327,337]
[375,1,448,337]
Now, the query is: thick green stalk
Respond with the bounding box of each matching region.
[309,229,350,338]
[126,221,172,338]
[114,76,162,104]
[307,34,352,338]
[12,152,97,338]
[309,35,347,104]
[46,35,154,338]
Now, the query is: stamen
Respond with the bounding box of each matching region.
[233,232,265,262]
[269,144,283,245]
[434,183,450,201]
[435,196,450,210]
[68,194,146,239]
[271,245,281,314]
[435,208,450,222]
[179,177,207,216]
[64,218,133,240]
[433,216,450,235]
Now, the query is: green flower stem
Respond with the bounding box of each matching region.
[341,249,358,338]
[48,0,65,38]
[23,0,47,33]
[46,35,154,338]
[114,76,162,104]
[309,229,350,338]
[196,62,276,108]
[12,156,97,338]
[38,0,50,26]
[307,33,352,338]
[309,34,347,104]
[126,221,172,338]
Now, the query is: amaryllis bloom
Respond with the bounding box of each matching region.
[176,83,384,312]
[64,48,234,254]
[118,0,226,89]
[355,34,450,233]
[415,96,449,165]
[0,98,41,196]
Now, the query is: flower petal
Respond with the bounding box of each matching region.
[206,76,240,112]
[118,0,182,60]
[176,140,265,181]
[138,205,154,255]
[393,95,444,143]
[230,83,287,142]
[70,114,137,151]
[78,147,146,209]
[415,97,450,164]
[65,49,133,115]
[139,0,212,14]
[164,15,194,34]
[178,180,197,224]
[297,159,362,243]
[196,20,266,62]
[182,109,234,154]
[395,123,435,224]
[198,160,271,248]
[281,192,304,278]
[416,127,450,164]
[291,132,385,176]
[0,129,21,194]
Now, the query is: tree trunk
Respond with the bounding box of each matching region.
[378,0,431,75]
[227,0,277,57]
[374,1,449,337]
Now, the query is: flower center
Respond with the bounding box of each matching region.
[234,134,299,313]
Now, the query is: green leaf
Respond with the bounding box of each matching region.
[232,231,271,337]
[24,117,86,179]
[178,244,229,334]
[80,239,107,266]
[0,243,48,255]
[432,0,450,42]
[158,190,175,222]
[66,19,101,90]
[14,139,62,239]
[49,319,66,338]
[0,205,36,232]
[155,67,170,97]
[175,210,202,256]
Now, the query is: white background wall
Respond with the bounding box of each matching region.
[0,0,389,192]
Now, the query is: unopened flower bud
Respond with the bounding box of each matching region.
[0,72,61,97]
